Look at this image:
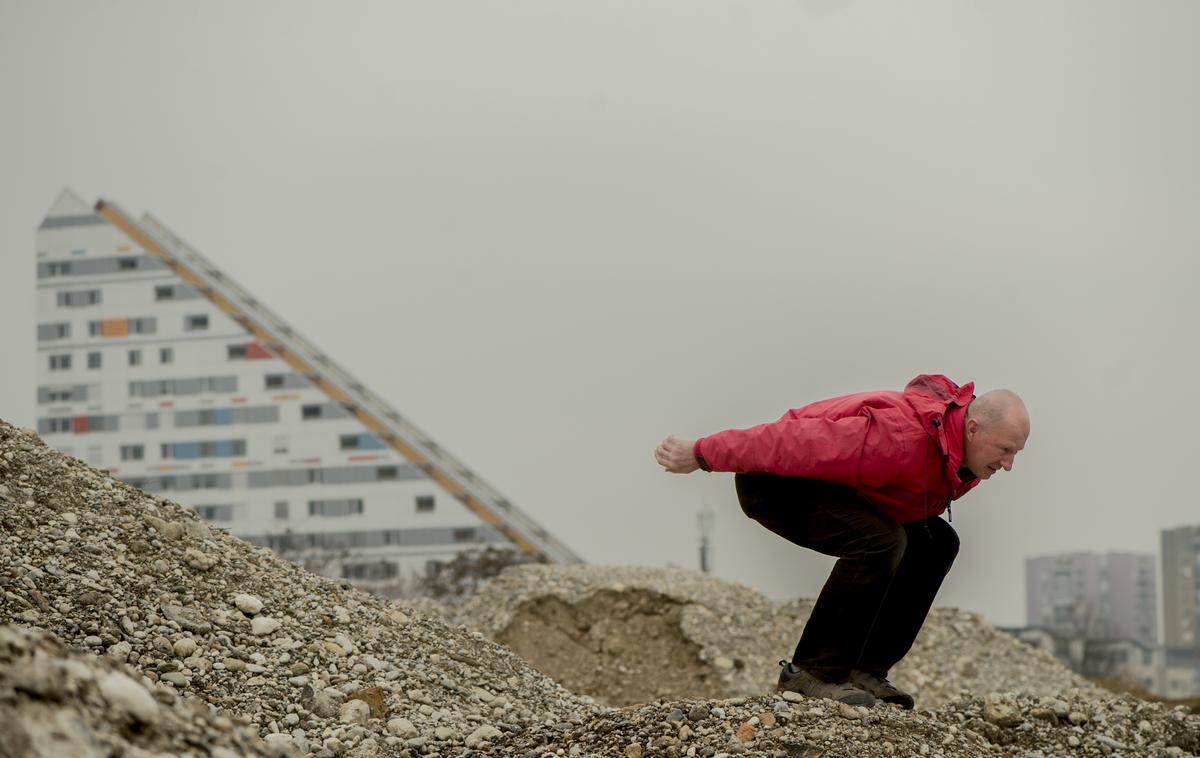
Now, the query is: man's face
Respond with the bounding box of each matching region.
[963,416,1029,480]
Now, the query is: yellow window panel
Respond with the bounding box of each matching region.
[100,319,129,337]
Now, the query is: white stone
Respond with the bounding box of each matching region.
[234,593,263,615]
[338,699,371,724]
[251,616,280,636]
[465,725,503,749]
[387,718,418,738]
[173,638,198,657]
[98,672,160,725]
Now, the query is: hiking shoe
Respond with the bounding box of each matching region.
[850,670,914,709]
[777,661,876,706]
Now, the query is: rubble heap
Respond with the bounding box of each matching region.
[0,420,599,756]
[1,418,1196,757]
[455,565,799,705]
[455,565,1102,709]
[502,690,1200,757]
[0,624,275,758]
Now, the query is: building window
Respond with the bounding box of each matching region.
[129,317,156,334]
[453,528,475,542]
[47,262,71,276]
[194,505,234,522]
[342,561,398,581]
[274,501,289,519]
[339,433,385,451]
[184,314,209,331]
[39,417,72,434]
[264,373,309,390]
[155,285,175,300]
[302,404,322,419]
[43,386,81,403]
[160,439,247,459]
[160,347,173,364]
[308,498,364,517]
[87,352,102,369]
[227,344,247,360]
[128,349,142,367]
[57,289,101,307]
[377,466,397,481]
[118,257,138,271]
[37,322,70,340]
[49,354,72,371]
[120,444,144,461]
[416,495,435,513]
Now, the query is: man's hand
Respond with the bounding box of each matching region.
[655,435,700,474]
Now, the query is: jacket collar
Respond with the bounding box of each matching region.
[903,374,976,484]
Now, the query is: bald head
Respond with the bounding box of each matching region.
[968,389,1030,436]
[963,389,1030,480]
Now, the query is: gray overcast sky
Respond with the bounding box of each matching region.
[2,1,1198,628]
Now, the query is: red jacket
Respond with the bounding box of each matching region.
[694,375,980,524]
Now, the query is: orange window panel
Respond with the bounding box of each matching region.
[245,343,273,360]
[100,319,129,337]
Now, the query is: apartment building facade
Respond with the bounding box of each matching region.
[1025,551,1157,645]
[33,189,568,590]
[1162,523,1200,648]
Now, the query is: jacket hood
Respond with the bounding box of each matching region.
[904,374,975,407]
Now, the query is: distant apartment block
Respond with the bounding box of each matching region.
[1025,551,1157,645]
[1003,627,1200,699]
[34,189,578,591]
[1162,524,1200,648]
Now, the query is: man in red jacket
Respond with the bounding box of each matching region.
[654,375,1029,708]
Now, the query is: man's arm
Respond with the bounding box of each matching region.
[654,435,700,474]
[696,414,870,483]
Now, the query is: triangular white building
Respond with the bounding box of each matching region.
[34,190,579,590]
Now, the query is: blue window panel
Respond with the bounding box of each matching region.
[174,442,201,459]
[360,434,385,450]
[214,408,232,425]
[215,440,235,457]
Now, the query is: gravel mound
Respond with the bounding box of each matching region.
[891,607,1106,708]
[2,418,1196,757]
[456,565,799,706]
[501,690,1199,757]
[455,565,1102,710]
[0,420,599,756]
[0,624,275,758]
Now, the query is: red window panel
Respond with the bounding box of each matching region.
[72,416,88,434]
[245,343,273,360]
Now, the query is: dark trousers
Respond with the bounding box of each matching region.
[735,473,959,682]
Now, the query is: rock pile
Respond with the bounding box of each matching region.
[455,565,800,705]
[1,418,1196,758]
[454,565,1102,709]
[0,624,275,758]
[501,690,1199,757]
[0,420,599,756]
